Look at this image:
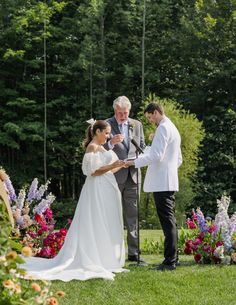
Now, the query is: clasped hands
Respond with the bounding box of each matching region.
[112,159,135,168]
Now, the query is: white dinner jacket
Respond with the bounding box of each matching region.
[134,116,182,192]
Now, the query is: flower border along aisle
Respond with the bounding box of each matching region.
[4,177,69,258]
[181,195,236,264]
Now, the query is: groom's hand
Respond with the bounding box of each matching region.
[124,160,135,167]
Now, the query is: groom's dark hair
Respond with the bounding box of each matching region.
[144,102,164,115]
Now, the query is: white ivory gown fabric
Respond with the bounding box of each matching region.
[21,151,127,281]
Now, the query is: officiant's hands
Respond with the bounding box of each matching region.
[110,133,125,145]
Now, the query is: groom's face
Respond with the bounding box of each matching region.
[145,110,159,125]
[114,106,130,124]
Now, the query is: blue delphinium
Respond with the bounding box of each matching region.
[196,208,209,233]
[4,178,17,203]
[35,181,49,201]
[27,178,38,204]
[33,194,55,215]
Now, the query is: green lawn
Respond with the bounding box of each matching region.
[52,230,236,305]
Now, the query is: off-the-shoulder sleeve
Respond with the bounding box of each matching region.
[110,150,118,163]
[82,152,103,176]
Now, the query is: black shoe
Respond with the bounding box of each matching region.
[128,255,145,263]
[151,259,178,267]
[150,263,176,271]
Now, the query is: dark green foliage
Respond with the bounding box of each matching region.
[0,0,235,219]
[52,199,77,229]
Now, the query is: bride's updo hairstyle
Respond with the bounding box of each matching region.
[83,120,110,148]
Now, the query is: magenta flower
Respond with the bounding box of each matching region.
[44,208,53,220]
[186,219,197,229]
[194,253,202,263]
[59,228,67,236]
[193,238,202,245]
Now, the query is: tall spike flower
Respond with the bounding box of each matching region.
[4,178,17,203]
[196,208,209,233]
[16,189,26,210]
[27,178,39,204]
[35,180,50,201]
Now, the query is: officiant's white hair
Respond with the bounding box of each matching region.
[113,96,131,110]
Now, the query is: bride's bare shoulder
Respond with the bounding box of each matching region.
[85,144,99,154]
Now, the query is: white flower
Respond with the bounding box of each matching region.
[16,189,26,210]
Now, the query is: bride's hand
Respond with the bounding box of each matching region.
[124,160,135,167]
[112,160,126,168]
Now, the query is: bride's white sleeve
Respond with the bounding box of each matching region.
[82,153,103,176]
[110,151,118,163]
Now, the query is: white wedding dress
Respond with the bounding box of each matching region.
[21,150,128,281]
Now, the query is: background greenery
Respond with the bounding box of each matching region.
[0,0,235,225]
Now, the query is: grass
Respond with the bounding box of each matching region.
[51,230,236,305]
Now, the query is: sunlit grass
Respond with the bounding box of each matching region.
[51,230,236,305]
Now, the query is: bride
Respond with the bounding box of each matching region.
[21,120,128,281]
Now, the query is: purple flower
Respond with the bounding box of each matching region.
[27,178,38,204]
[35,181,49,201]
[4,178,17,203]
[196,209,209,233]
[33,199,49,215]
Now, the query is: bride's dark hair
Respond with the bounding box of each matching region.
[83,120,110,148]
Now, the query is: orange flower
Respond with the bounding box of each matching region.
[31,282,41,292]
[21,246,32,257]
[55,290,65,297]
[6,250,17,260]
[2,279,15,289]
[46,297,58,305]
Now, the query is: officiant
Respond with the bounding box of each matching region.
[104,96,146,262]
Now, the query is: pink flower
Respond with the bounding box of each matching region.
[193,238,202,245]
[208,224,217,234]
[37,229,43,236]
[216,241,224,247]
[37,247,51,258]
[186,219,197,229]
[194,253,202,263]
[40,223,48,232]
[67,218,72,225]
[59,228,67,236]
[184,247,192,255]
[34,214,43,223]
[185,240,193,248]
[192,209,197,221]
[202,245,211,253]
[44,208,53,220]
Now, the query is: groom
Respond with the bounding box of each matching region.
[104,96,146,262]
[126,102,182,270]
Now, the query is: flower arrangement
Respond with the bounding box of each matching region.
[3,176,69,258]
[0,198,65,305]
[182,195,236,264]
